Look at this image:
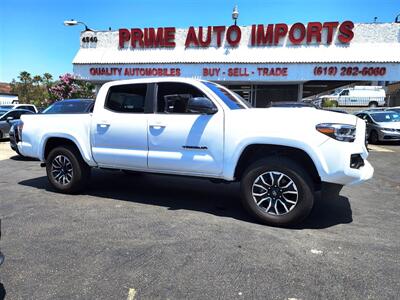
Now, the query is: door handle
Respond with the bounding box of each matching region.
[149,123,166,129]
[98,121,110,128]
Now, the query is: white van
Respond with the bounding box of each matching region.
[320,86,386,107]
[0,94,19,105]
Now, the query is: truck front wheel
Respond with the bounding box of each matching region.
[240,157,314,227]
[46,146,90,194]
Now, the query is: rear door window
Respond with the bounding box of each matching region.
[105,84,148,113]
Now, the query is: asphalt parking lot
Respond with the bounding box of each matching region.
[0,141,399,299]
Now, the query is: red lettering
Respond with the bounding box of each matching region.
[338,21,354,43]
[185,26,199,47]
[130,28,144,48]
[164,27,176,47]
[198,26,212,47]
[274,24,288,45]
[288,23,306,44]
[257,24,274,45]
[119,28,130,48]
[144,28,164,47]
[226,25,241,46]
[213,26,225,47]
[323,22,339,44]
[306,22,322,43]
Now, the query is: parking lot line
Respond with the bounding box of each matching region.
[127,288,137,300]
[368,145,395,153]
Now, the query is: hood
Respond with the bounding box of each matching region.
[320,95,338,99]
[237,107,357,126]
[227,107,360,147]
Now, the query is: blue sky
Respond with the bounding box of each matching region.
[0,0,399,82]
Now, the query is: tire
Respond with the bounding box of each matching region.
[369,130,379,144]
[16,148,23,156]
[368,101,378,108]
[0,130,3,139]
[46,145,90,194]
[240,156,314,227]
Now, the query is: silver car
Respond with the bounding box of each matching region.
[0,109,34,139]
[356,110,400,144]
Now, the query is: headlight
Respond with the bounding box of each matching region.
[316,123,356,142]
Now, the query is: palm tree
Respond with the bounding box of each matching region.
[43,73,53,84]
[17,71,32,103]
[18,71,32,84]
[33,75,42,86]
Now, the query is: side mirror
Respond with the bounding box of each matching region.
[187,97,218,115]
[6,116,13,123]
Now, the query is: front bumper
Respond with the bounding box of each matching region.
[316,119,374,186]
[378,129,400,141]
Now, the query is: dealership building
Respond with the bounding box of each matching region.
[72,21,400,107]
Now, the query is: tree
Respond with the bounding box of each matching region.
[16,71,32,103]
[10,71,95,107]
[49,73,94,101]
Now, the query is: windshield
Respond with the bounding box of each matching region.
[0,109,9,116]
[202,82,252,109]
[42,101,93,114]
[370,112,400,122]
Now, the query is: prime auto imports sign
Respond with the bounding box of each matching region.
[118,21,355,48]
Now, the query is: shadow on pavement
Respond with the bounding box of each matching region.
[18,169,352,229]
[0,283,5,300]
[293,194,352,230]
[10,155,39,161]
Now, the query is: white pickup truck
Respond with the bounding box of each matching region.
[16,78,373,226]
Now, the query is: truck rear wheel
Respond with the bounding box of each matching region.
[46,145,90,194]
[240,157,314,227]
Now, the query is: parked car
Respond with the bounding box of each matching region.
[355,110,400,144]
[319,86,386,107]
[9,99,94,156]
[0,109,35,139]
[0,104,38,113]
[16,78,373,227]
[387,106,400,114]
[41,99,94,114]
